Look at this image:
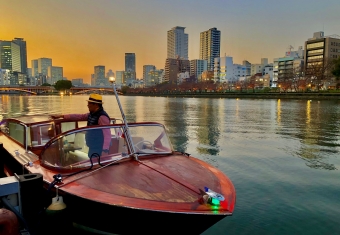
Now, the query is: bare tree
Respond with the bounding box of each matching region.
[304,57,335,91]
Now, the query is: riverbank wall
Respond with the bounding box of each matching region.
[125,92,340,100]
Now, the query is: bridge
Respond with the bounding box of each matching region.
[0,86,123,95]
[70,87,123,95]
[0,86,52,95]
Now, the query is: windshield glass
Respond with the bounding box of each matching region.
[40,123,173,170]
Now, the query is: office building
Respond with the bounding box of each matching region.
[145,69,163,88]
[72,78,84,86]
[31,60,38,77]
[167,26,188,60]
[199,28,220,71]
[37,58,52,76]
[125,53,136,72]
[277,46,304,84]
[143,65,156,81]
[12,38,27,75]
[125,53,136,80]
[94,65,107,86]
[0,41,21,72]
[115,71,124,85]
[47,66,63,84]
[304,31,340,72]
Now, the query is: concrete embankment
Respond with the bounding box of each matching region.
[125,92,340,100]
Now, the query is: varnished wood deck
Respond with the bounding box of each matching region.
[0,132,235,215]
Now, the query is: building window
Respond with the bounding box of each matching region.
[308,55,323,61]
[308,49,323,55]
[307,42,324,49]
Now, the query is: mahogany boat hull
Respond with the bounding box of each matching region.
[65,194,228,235]
[0,118,236,235]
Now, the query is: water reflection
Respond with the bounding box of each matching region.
[278,100,339,170]
[164,98,189,152]
[277,99,281,124]
[0,95,339,171]
[195,99,220,156]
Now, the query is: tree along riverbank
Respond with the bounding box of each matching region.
[125,92,340,100]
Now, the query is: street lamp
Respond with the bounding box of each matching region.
[109,76,115,84]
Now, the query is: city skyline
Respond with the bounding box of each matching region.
[2,0,340,83]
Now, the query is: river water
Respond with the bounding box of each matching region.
[1,94,340,235]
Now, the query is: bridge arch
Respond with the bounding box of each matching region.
[0,87,37,95]
[72,88,123,95]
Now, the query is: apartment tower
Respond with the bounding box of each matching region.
[199,28,220,71]
[167,26,188,60]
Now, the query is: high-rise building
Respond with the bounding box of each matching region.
[47,66,63,84]
[125,53,136,72]
[167,26,188,60]
[37,58,52,76]
[0,41,21,72]
[94,65,106,86]
[125,53,136,80]
[199,28,220,71]
[12,38,27,75]
[143,65,156,80]
[0,41,23,85]
[115,71,124,85]
[31,59,38,77]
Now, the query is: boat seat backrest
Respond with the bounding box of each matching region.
[73,132,89,153]
[68,132,89,163]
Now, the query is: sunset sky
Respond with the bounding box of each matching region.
[2,0,340,83]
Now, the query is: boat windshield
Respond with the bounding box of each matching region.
[0,119,55,147]
[40,123,173,170]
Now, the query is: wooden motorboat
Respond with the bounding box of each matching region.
[0,85,235,234]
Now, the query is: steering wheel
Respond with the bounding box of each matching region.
[134,140,154,151]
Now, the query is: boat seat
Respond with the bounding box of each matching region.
[109,136,143,154]
[68,132,89,162]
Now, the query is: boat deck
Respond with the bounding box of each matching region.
[0,132,235,215]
